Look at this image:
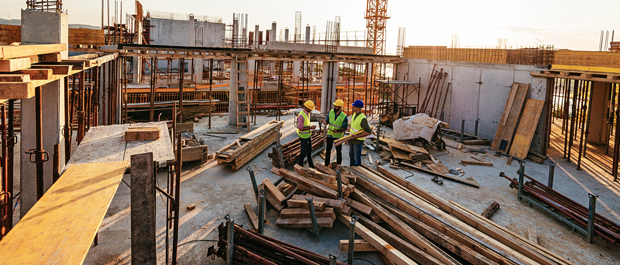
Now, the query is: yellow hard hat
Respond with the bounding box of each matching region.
[333,99,345,107]
[304,100,315,111]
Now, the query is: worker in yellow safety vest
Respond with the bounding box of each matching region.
[296,100,317,167]
[348,100,372,166]
[322,99,348,166]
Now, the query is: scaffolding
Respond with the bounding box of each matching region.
[26,0,62,12]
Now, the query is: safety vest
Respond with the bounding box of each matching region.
[327,110,346,139]
[296,110,311,139]
[351,112,367,141]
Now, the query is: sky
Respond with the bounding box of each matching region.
[3,0,619,55]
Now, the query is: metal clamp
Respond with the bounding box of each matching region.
[25,149,49,164]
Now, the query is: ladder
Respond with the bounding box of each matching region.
[235,56,250,132]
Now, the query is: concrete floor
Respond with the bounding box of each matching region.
[9,112,619,264]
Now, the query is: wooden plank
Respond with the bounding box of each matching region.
[0,44,67,59]
[355,190,460,265]
[461,160,493,166]
[262,178,286,203]
[426,162,449,174]
[0,82,35,99]
[0,58,31,72]
[400,162,479,188]
[376,198,497,265]
[0,74,30,82]
[30,64,73,75]
[314,161,337,175]
[272,167,338,199]
[346,198,373,216]
[388,142,412,160]
[125,127,161,141]
[337,214,419,265]
[552,64,620,74]
[339,239,377,252]
[351,166,545,265]
[275,217,333,228]
[124,122,175,164]
[258,184,283,212]
[491,82,529,153]
[244,203,260,230]
[294,164,337,184]
[0,161,129,265]
[14,68,53,80]
[239,120,283,140]
[40,53,61,62]
[481,202,501,219]
[280,208,335,219]
[527,228,539,245]
[291,194,345,209]
[508,99,545,159]
[286,199,326,211]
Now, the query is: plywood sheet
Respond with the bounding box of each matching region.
[66,124,129,167]
[509,99,545,159]
[491,82,529,152]
[0,161,129,264]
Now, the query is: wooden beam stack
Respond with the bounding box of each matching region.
[215,120,284,170]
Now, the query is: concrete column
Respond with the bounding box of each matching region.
[133,21,143,84]
[228,59,249,126]
[588,81,609,144]
[305,25,311,44]
[320,61,339,116]
[254,25,259,48]
[189,14,195,47]
[271,22,277,42]
[20,10,68,216]
[293,61,301,83]
[195,58,204,83]
[285,28,289,43]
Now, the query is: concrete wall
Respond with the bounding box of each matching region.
[588,82,609,144]
[149,18,225,47]
[264,42,373,55]
[395,59,549,153]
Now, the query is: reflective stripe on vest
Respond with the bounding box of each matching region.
[327,110,346,139]
[351,112,367,141]
[296,110,311,139]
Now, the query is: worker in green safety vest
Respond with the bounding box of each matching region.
[348,100,372,166]
[296,100,317,167]
[322,99,348,166]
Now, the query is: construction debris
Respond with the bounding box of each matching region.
[481,201,501,219]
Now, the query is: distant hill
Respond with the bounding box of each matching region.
[0,18,101,29]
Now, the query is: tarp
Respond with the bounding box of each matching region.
[393,113,447,142]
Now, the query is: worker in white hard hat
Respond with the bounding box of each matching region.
[296,100,317,168]
[322,99,348,166]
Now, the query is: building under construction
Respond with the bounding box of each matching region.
[0,1,619,264]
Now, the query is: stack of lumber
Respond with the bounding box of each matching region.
[215,120,284,170]
[68,28,105,46]
[0,25,21,44]
[266,165,363,229]
[337,165,574,265]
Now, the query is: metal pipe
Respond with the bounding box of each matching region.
[53,144,60,183]
[518,164,524,200]
[587,193,598,243]
[567,80,578,162]
[78,72,85,144]
[460,119,465,143]
[247,167,259,201]
[6,100,14,232]
[258,189,265,234]
[63,76,71,163]
[179,58,185,122]
[307,198,319,237]
[172,131,182,265]
[475,118,479,136]
[583,81,594,159]
[35,86,45,199]
[226,215,234,265]
[1,104,7,239]
[548,161,556,189]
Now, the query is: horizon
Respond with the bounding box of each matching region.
[3,0,618,54]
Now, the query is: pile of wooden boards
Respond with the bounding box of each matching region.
[338,165,574,265]
[267,130,324,168]
[215,120,284,170]
[491,82,545,160]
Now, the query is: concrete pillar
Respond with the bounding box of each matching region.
[194,58,204,83]
[20,10,68,216]
[285,28,289,43]
[255,25,259,48]
[588,81,609,144]
[133,21,143,84]
[271,22,277,42]
[293,61,301,83]
[320,61,339,116]
[305,25,311,44]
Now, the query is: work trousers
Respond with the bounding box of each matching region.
[349,143,363,167]
[324,137,342,166]
[297,137,314,168]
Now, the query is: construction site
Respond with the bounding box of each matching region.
[0,0,619,264]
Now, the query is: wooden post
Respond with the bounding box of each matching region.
[131,152,156,264]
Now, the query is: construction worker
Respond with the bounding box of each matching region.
[322,99,348,166]
[349,99,372,166]
[297,100,317,168]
